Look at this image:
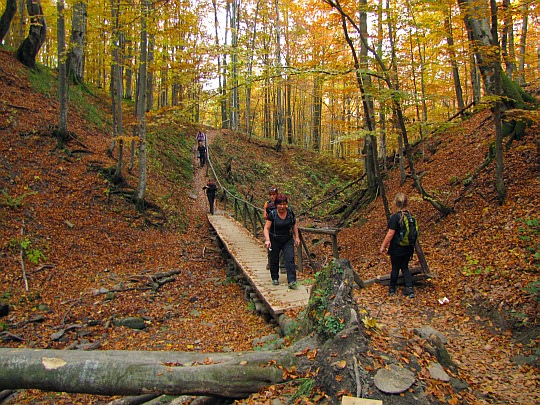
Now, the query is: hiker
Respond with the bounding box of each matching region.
[197,143,206,167]
[263,187,286,273]
[263,194,300,290]
[263,187,278,220]
[379,192,416,298]
[196,130,205,146]
[203,179,217,214]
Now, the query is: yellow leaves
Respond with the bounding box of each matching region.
[362,315,380,330]
[239,360,248,366]
[337,360,347,369]
[282,365,300,380]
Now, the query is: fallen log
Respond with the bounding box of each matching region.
[361,266,435,287]
[0,345,308,399]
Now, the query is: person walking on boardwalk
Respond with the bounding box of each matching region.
[379,192,416,298]
[263,194,300,289]
[263,186,278,220]
[263,186,286,273]
[203,179,217,214]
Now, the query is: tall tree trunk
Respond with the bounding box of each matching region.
[220,0,230,129]
[66,1,86,85]
[146,32,154,111]
[0,0,17,44]
[16,0,46,69]
[273,0,284,145]
[230,0,239,131]
[516,1,528,85]
[404,0,428,143]
[459,0,512,203]
[110,0,124,184]
[490,0,506,204]
[445,16,465,113]
[16,0,24,45]
[124,38,133,100]
[245,0,260,138]
[56,0,68,148]
[136,0,149,208]
[311,76,322,151]
[500,0,516,79]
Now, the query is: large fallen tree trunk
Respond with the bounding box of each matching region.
[0,345,315,398]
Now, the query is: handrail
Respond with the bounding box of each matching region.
[204,133,341,272]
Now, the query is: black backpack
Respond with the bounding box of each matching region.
[398,211,418,247]
[265,200,276,218]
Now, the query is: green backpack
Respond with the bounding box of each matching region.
[398,211,419,247]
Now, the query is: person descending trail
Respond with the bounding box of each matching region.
[196,130,205,146]
[197,143,206,167]
[203,179,217,214]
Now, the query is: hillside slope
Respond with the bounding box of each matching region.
[1,45,539,405]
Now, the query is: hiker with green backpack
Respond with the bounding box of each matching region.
[379,192,419,298]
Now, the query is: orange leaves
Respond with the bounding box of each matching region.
[295,347,318,361]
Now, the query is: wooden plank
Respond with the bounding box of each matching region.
[341,397,382,405]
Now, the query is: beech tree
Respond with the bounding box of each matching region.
[66,0,87,84]
[457,0,538,204]
[16,0,46,69]
[135,0,149,208]
[0,0,16,44]
[56,0,68,147]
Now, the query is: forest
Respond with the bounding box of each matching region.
[0,0,539,404]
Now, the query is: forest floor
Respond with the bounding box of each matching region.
[0,47,539,405]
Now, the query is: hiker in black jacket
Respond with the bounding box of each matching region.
[203,179,217,214]
[380,192,416,298]
[263,194,300,290]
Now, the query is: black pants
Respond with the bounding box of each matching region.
[199,154,206,166]
[269,237,296,284]
[207,195,215,214]
[390,254,413,290]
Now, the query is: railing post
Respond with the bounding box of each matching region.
[331,234,339,259]
[297,231,303,273]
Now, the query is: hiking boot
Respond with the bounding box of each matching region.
[288,282,298,290]
[403,288,415,298]
[272,280,279,286]
[389,288,396,296]
[279,267,287,274]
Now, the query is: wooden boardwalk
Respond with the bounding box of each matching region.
[207,211,310,316]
